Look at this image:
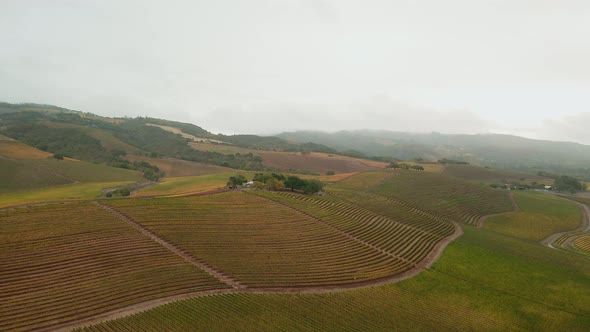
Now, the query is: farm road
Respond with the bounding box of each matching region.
[540,193,590,249]
[49,201,464,332]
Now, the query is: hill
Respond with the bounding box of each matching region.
[278,130,590,180]
[0,102,385,178]
[0,138,142,194]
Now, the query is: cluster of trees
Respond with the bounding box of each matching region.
[437,158,469,165]
[227,173,324,194]
[105,188,131,197]
[554,175,586,194]
[386,162,424,171]
[107,150,164,181]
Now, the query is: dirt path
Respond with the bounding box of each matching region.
[48,206,465,332]
[476,192,519,228]
[94,201,244,289]
[540,194,590,249]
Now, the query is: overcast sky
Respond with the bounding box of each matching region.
[1,1,590,144]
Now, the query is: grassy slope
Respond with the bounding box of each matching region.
[132,172,254,197]
[484,191,582,241]
[78,226,590,331]
[0,181,135,208]
[124,155,232,177]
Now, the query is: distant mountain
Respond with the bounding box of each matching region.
[277,130,590,180]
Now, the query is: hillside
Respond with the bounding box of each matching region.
[0,138,142,194]
[0,102,385,177]
[278,130,590,180]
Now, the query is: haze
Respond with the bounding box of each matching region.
[1,1,589,143]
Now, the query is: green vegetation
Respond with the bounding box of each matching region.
[0,158,141,194]
[484,191,582,241]
[0,181,135,208]
[0,203,228,331]
[554,175,586,194]
[133,172,253,197]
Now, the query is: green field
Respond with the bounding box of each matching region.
[484,191,582,241]
[0,158,142,194]
[133,172,254,197]
[0,181,134,208]
[77,226,590,331]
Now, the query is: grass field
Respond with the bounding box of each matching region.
[106,192,412,286]
[125,155,232,177]
[78,226,590,331]
[0,139,52,159]
[0,202,228,331]
[0,158,141,194]
[442,164,545,183]
[0,181,134,208]
[132,172,253,197]
[484,191,582,241]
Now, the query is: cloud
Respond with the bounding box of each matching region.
[540,112,590,145]
[198,95,495,135]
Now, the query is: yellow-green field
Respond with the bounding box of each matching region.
[0,139,52,159]
[132,172,254,197]
[0,181,134,208]
[484,191,582,241]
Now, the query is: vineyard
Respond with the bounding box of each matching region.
[340,171,514,225]
[573,235,590,253]
[105,192,415,287]
[0,203,228,331]
[76,225,590,332]
[258,190,454,265]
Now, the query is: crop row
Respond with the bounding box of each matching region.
[262,190,449,265]
[326,189,455,236]
[0,203,227,332]
[573,235,590,253]
[344,171,514,225]
[106,192,412,287]
[0,159,74,193]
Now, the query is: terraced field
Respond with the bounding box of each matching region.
[255,190,454,267]
[341,171,514,225]
[106,192,413,287]
[0,203,228,331]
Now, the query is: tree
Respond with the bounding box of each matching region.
[326,170,335,175]
[410,165,424,171]
[266,178,285,191]
[227,175,247,189]
[284,176,306,192]
[386,162,400,169]
[303,179,324,194]
[53,153,64,160]
[554,175,585,194]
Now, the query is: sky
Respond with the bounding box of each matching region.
[1,0,590,144]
